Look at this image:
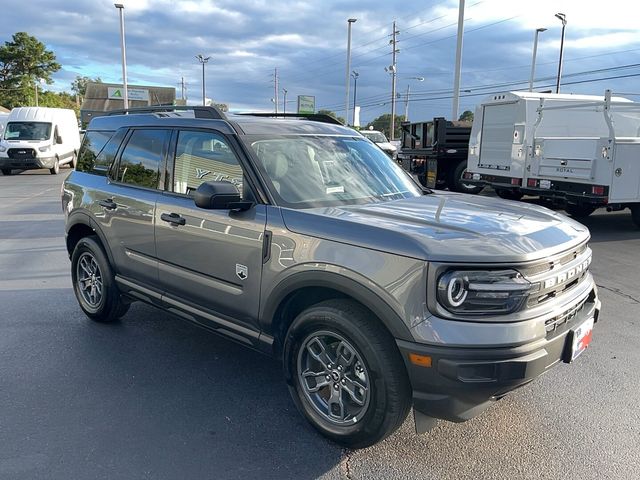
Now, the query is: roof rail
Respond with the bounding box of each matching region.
[105,105,227,120]
[235,112,344,126]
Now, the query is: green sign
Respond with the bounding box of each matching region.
[297,95,315,114]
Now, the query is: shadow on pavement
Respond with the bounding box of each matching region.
[0,289,342,480]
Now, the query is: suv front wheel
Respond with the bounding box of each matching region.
[71,236,130,322]
[283,299,411,448]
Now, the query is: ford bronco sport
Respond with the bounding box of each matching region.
[62,106,600,448]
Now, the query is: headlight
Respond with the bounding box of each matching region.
[0,146,6,152]
[39,145,51,152]
[437,269,533,315]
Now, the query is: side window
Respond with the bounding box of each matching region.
[76,130,115,174]
[173,130,243,195]
[117,129,169,189]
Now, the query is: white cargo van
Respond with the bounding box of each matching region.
[0,113,8,139]
[0,107,81,175]
[464,91,630,200]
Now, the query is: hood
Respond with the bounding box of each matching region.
[281,192,590,263]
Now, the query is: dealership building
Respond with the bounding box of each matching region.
[80,82,177,125]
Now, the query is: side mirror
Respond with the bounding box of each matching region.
[193,181,252,210]
[56,136,63,144]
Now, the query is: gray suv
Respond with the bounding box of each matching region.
[62,106,600,448]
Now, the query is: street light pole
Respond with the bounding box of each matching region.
[351,71,359,126]
[345,18,357,125]
[529,28,547,92]
[404,76,424,122]
[282,88,287,115]
[555,13,567,94]
[114,4,129,110]
[196,54,211,106]
[451,0,465,120]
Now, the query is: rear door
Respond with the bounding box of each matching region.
[478,103,518,171]
[93,128,170,287]
[155,128,266,333]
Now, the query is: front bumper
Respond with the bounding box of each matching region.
[0,155,56,170]
[397,290,600,422]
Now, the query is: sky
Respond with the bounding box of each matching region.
[1,0,639,124]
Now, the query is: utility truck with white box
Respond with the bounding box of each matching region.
[0,107,80,175]
[464,91,633,203]
[521,90,640,225]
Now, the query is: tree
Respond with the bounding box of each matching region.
[317,109,345,125]
[458,110,474,122]
[71,75,101,101]
[365,113,406,140]
[0,32,61,108]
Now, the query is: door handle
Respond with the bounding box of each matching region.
[161,212,186,226]
[98,199,117,210]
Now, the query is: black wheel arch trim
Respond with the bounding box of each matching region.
[260,270,414,345]
[65,210,116,267]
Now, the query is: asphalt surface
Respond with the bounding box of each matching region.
[1,170,639,480]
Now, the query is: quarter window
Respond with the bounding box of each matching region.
[173,130,243,195]
[76,131,114,174]
[117,129,169,189]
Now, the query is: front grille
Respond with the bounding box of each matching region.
[523,243,591,308]
[8,148,37,159]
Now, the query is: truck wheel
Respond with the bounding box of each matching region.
[1,168,12,176]
[71,236,130,322]
[495,188,523,201]
[565,204,596,218]
[283,299,411,449]
[450,161,483,194]
[49,158,60,175]
[631,204,640,228]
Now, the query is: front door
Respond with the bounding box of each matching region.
[155,129,266,332]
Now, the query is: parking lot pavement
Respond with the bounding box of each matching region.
[1,172,639,480]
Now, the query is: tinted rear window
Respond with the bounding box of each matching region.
[76,131,115,174]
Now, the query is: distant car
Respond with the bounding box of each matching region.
[360,129,397,158]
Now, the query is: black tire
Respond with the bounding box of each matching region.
[564,204,596,218]
[1,168,12,176]
[49,157,60,175]
[631,204,640,229]
[495,188,523,201]
[283,299,411,448]
[449,161,483,194]
[71,236,130,322]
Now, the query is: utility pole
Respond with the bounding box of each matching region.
[389,21,399,140]
[451,0,465,120]
[180,76,186,101]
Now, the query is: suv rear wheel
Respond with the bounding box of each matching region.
[71,236,130,322]
[1,168,12,176]
[283,299,411,448]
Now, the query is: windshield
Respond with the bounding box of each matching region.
[248,135,421,208]
[360,131,388,143]
[4,122,52,141]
